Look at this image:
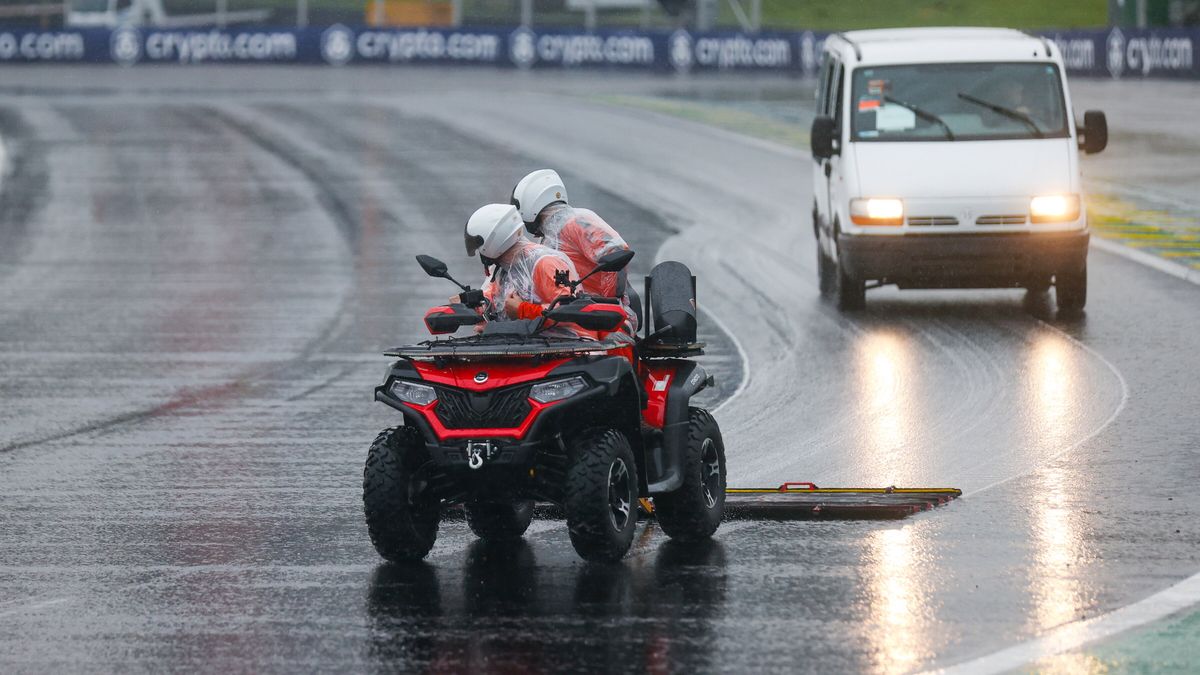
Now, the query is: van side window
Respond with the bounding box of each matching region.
[832,63,845,127]
[815,56,833,115]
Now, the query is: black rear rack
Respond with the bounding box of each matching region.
[638,341,705,359]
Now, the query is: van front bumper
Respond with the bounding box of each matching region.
[837,229,1089,288]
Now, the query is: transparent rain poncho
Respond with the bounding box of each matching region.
[481,237,576,315]
[538,203,638,333]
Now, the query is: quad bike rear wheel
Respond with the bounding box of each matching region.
[464,500,534,541]
[565,428,639,562]
[654,408,727,541]
[363,426,440,561]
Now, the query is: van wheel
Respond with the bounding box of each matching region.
[835,255,866,311]
[1056,263,1087,315]
[817,244,835,295]
[1025,276,1051,293]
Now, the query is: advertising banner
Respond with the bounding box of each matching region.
[1044,27,1197,79]
[0,24,1195,79]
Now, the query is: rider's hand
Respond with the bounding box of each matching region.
[504,293,522,319]
[449,295,460,305]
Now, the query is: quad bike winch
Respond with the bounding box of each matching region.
[364,249,726,562]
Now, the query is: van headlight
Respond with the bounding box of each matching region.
[1030,194,1080,223]
[529,377,587,404]
[850,198,904,226]
[390,380,437,406]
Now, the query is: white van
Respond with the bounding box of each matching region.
[809,28,1108,312]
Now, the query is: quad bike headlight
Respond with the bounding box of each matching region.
[390,380,437,406]
[529,377,587,404]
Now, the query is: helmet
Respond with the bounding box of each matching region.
[465,203,524,260]
[511,169,568,226]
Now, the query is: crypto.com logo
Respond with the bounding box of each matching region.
[508,27,536,69]
[1107,27,1125,78]
[669,29,693,72]
[321,24,354,65]
[110,26,141,66]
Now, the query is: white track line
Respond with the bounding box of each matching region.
[1091,237,1200,286]
[0,597,70,619]
[963,320,1130,498]
[702,302,751,416]
[650,244,752,416]
[929,574,1200,674]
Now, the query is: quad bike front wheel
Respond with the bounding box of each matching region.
[363,426,441,561]
[565,428,639,562]
[464,500,534,541]
[654,408,727,541]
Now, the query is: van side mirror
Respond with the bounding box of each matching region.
[1079,110,1107,155]
[811,116,837,159]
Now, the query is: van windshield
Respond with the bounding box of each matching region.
[850,62,1069,142]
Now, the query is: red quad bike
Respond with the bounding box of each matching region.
[364,249,726,562]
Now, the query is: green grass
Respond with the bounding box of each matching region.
[731,0,1108,31]
[159,0,1109,29]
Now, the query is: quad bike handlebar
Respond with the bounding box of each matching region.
[416,251,633,336]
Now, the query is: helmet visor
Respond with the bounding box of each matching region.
[464,229,485,257]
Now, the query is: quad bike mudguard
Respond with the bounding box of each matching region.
[641,359,709,494]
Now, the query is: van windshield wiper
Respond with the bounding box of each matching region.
[882,95,956,140]
[957,92,1044,138]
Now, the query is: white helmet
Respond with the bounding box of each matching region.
[464,203,524,260]
[511,169,568,225]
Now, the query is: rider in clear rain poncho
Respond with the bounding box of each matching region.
[510,170,638,334]
[463,203,589,337]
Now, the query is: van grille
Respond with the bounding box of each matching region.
[434,386,531,429]
[976,214,1027,225]
[907,216,959,227]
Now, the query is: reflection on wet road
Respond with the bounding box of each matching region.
[0,69,1198,674]
[366,537,730,673]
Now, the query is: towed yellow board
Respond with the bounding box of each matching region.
[720,482,962,520]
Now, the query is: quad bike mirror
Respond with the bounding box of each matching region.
[416,254,472,292]
[595,249,635,273]
[416,255,449,279]
[566,249,636,292]
[544,302,626,332]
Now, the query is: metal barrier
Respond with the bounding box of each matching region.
[0,24,1196,79]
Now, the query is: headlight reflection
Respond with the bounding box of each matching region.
[856,331,917,484]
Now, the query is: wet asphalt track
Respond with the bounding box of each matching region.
[0,68,1197,674]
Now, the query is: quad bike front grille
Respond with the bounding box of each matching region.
[434,386,532,429]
